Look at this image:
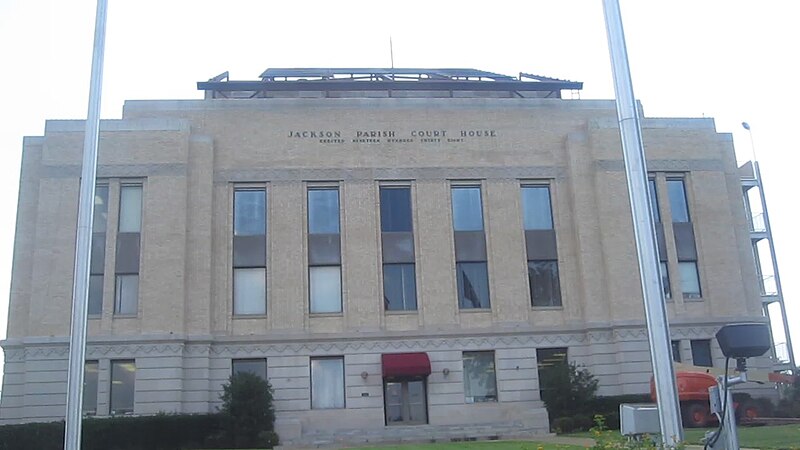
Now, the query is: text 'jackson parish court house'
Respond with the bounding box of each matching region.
[0,68,773,443]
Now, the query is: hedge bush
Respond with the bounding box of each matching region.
[219,371,277,448]
[0,414,235,450]
[539,360,598,422]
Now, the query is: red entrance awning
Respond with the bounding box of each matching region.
[381,352,432,378]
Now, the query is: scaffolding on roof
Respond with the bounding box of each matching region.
[197,68,583,99]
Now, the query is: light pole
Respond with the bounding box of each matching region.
[64,1,108,449]
[602,0,684,446]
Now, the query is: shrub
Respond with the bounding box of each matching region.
[588,394,651,430]
[539,360,599,421]
[219,371,277,448]
[775,376,800,418]
[0,421,63,450]
[0,414,226,450]
[572,413,593,431]
[551,416,575,433]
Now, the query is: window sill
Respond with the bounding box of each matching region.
[531,305,563,311]
[112,314,138,319]
[464,398,498,404]
[683,295,704,302]
[232,314,268,319]
[459,308,492,313]
[385,310,418,315]
[310,312,344,318]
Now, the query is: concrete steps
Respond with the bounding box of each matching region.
[278,422,551,449]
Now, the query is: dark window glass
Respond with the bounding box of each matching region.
[536,347,568,398]
[380,187,412,232]
[660,262,672,300]
[308,189,340,234]
[667,179,690,223]
[110,360,136,415]
[114,274,138,315]
[528,260,561,307]
[521,186,553,230]
[456,262,490,309]
[451,187,483,231]
[383,264,417,311]
[83,361,99,415]
[234,190,266,236]
[691,340,713,367]
[89,186,108,315]
[648,179,661,223]
[462,351,497,403]
[88,274,104,315]
[671,340,682,363]
[232,358,267,380]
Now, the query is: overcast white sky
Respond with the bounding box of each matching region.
[0,0,798,385]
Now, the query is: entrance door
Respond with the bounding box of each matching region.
[384,379,428,425]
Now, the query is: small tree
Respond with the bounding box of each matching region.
[539,360,599,421]
[775,376,800,418]
[219,371,277,448]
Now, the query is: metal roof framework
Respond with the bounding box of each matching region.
[197,68,583,98]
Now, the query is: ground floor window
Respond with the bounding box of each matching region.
[691,339,713,367]
[671,340,682,363]
[462,351,497,403]
[311,357,344,409]
[384,378,427,425]
[232,358,267,380]
[110,360,136,415]
[83,361,99,416]
[536,347,568,398]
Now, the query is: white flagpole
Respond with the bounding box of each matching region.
[64,0,108,448]
[602,0,684,446]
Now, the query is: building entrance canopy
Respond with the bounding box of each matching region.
[381,353,431,378]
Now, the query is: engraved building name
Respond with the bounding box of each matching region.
[287,129,498,144]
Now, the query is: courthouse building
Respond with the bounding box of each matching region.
[0,68,772,444]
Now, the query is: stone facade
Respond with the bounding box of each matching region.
[0,94,769,444]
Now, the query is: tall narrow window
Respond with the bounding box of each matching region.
[691,339,713,367]
[83,361,99,415]
[462,351,497,403]
[233,188,267,315]
[110,360,136,415]
[451,186,490,309]
[667,179,690,223]
[667,178,701,298]
[521,185,561,307]
[648,179,671,299]
[311,357,344,409]
[380,186,417,311]
[89,185,108,315]
[115,185,142,315]
[308,188,342,313]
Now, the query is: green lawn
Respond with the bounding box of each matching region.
[567,424,800,449]
[352,442,584,450]
[206,425,800,450]
[207,443,585,450]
